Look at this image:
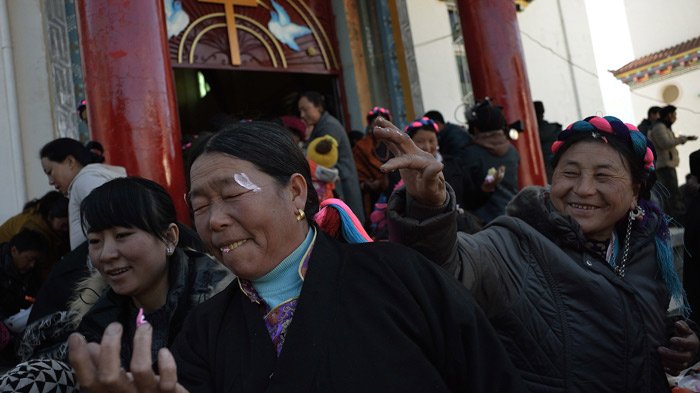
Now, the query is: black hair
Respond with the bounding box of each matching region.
[349,130,364,148]
[406,125,437,139]
[9,229,47,253]
[187,121,320,225]
[40,138,102,166]
[659,105,677,120]
[314,139,334,155]
[467,100,507,134]
[47,196,68,220]
[366,113,382,126]
[80,177,205,251]
[85,141,104,154]
[551,132,656,200]
[23,191,67,220]
[647,106,661,117]
[85,141,105,163]
[423,110,445,125]
[299,91,326,113]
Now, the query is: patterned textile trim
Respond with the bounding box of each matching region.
[17,311,78,362]
[0,322,9,351]
[238,230,317,355]
[0,358,78,393]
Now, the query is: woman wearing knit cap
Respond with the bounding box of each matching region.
[380,115,699,392]
[67,121,524,393]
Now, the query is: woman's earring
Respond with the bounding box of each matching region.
[166,246,175,256]
[629,205,644,221]
[294,208,306,222]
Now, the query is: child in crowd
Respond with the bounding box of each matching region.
[307,135,340,202]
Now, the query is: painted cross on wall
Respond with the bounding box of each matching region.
[198,0,258,65]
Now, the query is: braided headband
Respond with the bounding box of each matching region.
[367,106,392,122]
[551,116,655,172]
[405,116,439,134]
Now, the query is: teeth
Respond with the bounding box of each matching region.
[571,203,596,210]
[221,239,247,254]
[108,267,129,275]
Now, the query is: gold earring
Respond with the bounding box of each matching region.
[294,208,306,221]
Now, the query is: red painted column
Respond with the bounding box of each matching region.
[76,0,189,223]
[456,0,546,187]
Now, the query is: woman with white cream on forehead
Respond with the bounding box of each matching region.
[68,121,525,393]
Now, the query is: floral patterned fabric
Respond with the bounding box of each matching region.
[238,242,314,355]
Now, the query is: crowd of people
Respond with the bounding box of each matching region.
[0,91,698,393]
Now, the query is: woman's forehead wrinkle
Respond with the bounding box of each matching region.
[189,176,238,199]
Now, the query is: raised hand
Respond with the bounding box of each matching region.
[481,165,506,193]
[658,320,700,376]
[372,117,446,207]
[68,322,188,393]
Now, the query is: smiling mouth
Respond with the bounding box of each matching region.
[221,239,247,254]
[106,267,131,276]
[569,203,599,210]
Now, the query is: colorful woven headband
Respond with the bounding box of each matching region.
[551,116,656,172]
[405,117,439,135]
[366,106,392,123]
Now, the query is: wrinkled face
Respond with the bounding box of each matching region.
[41,157,80,195]
[412,129,438,158]
[189,153,308,280]
[50,217,69,236]
[87,227,170,308]
[298,96,323,127]
[550,141,638,241]
[11,248,42,274]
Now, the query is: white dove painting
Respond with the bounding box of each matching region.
[164,0,190,39]
[268,0,312,52]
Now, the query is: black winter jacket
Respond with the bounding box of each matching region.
[171,231,525,393]
[77,248,232,367]
[389,185,674,393]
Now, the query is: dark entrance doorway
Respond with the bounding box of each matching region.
[173,68,343,135]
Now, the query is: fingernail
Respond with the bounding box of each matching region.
[106,323,122,336]
[136,308,147,328]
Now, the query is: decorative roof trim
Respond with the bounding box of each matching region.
[611,36,700,88]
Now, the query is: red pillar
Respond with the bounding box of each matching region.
[76,0,189,223]
[456,0,546,187]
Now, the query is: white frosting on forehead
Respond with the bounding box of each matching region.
[233,173,261,192]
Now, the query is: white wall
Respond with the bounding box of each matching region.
[0,0,25,222]
[584,0,635,122]
[518,0,605,126]
[631,72,700,183]
[624,0,700,57]
[405,0,464,124]
[621,0,700,184]
[0,0,56,222]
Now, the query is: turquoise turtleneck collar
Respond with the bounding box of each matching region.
[251,227,315,310]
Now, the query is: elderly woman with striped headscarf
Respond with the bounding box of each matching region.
[381,115,699,392]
